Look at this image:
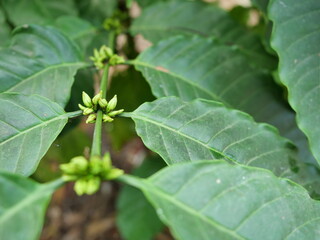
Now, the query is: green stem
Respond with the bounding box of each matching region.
[90,30,116,158]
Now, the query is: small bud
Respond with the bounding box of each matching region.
[82,91,92,107]
[102,153,112,170]
[90,156,103,175]
[109,55,125,66]
[93,48,99,59]
[108,109,124,117]
[86,114,96,124]
[74,178,88,196]
[86,177,101,195]
[62,175,78,182]
[103,114,114,122]
[83,107,94,115]
[70,156,89,172]
[106,95,117,112]
[78,104,86,111]
[104,168,124,180]
[99,98,108,108]
[92,91,102,105]
[102,46,113,58]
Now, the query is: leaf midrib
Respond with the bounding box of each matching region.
[0,113,68,145]
[5,62,87,92]
[142,180,246,240]
[131,113,234,163]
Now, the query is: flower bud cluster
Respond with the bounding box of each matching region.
[60,153,124,195]
[79,91,124,124]
[90,45,125,69]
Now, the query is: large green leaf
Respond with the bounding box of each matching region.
[120,161,320,240]
[129,97,320,190]
[269,0,320,164]
[0,171,62,240]
[1,0,78,26]
[133,36,315,165]
[0,93,72,176]
[131,0,267,53]
[0,24,86,107]
[117,156,165,240]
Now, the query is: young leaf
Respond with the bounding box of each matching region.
[133,36,315,165]
[0,25,87,107]
[120,161,320,240]
[0,93,72,176]
[131,0,267,52]
[117,156,165,240]
[1,0,78,26]
[129,97,317,188]
[269,0,320,164]
[0,171,62,240]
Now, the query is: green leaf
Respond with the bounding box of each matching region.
[0,7,10,45]
[0,93,72,176]
[133,36,314,165]
[129,97,319,189]
[131,0,266,52]
[1,0,78,26]
[120,161,320,240]
[51,16,97,53]
[0,24,86,107]
[269,0,320,164]
[117,156,165,240]
[251,0,269,13]
[0,171,62,240]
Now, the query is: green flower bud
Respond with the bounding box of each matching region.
[109,55,125,66]
[103,114,114,122]
[104,168,124,180]
[86,177,101,195]
[106,95,117,112]
[82,91,92,107]
[78,104,86,111]
[99,98,108,108]
[90,156,103,175]
[102,153,112,170]
[83,107,94,115]
[62,175,78,182]
[108,109,124,117]
[102,46,113,58]
[70,156,89,172]
[86,114,96,124]
[74,178,88,196]
[93,48,100,59]
[92,91,102,105]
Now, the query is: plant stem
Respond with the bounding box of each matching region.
[90,30,116,158]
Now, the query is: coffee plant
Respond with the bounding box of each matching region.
[0,0,319,239]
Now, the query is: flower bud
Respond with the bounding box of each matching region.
[102,153,112,170]
[86,177,101,195]
[62,175,78,182]
[86,114,96,124]
[106,95,117,112]
[103,114,114,122]
[78,104,86,111]
[109,55,125,66]
[92,91,102,105]
[99,98,108,108]
[104,168,124,180]
[108,109,124,117]
[90,156,103,175]
[74,178,88,196]
[82,91,92,107]
[70,156,89,172]
[83,107,94,115]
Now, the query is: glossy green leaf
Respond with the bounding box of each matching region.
[120,161,320,240]
[131,0,266,52]
[269,0,320,164]
[0,24,86,107]
[117,156,165,240]
[1,0,77,26]
[0,171,62,240]
[129,97,320,189]
[0,93,73,176]
[133,36,314,165]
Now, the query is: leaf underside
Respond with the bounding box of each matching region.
[269,0,320,164]
[0,93,69,176]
